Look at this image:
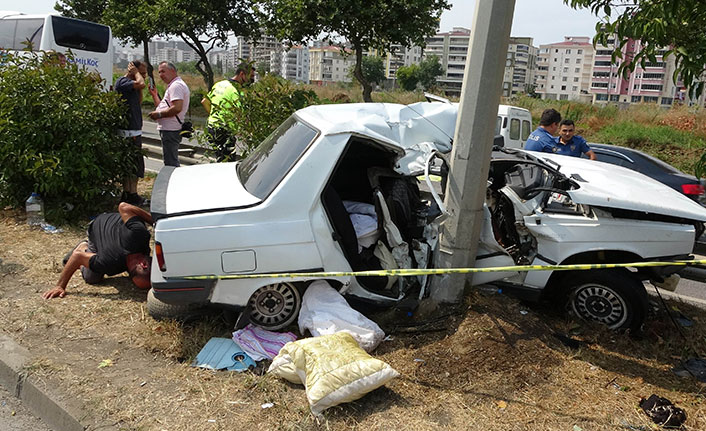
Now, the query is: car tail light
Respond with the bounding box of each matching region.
[681,184,705,196]
[155,241,167,272]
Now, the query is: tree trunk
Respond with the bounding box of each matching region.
[141,35,155,87]
[353,43,372,103]
[181,32,214,89]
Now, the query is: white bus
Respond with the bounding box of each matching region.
[0,12,113,89]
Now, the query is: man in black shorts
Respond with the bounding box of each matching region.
[42,202,153,299]
[115,60,148,206]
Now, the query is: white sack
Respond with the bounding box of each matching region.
[298,281,385,352]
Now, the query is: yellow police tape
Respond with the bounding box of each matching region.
[183,259,706,280]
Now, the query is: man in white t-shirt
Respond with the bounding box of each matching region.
[148,61,190,167]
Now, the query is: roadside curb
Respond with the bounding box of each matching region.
[0,334,86,431]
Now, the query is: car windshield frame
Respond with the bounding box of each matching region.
[237,115,319,200]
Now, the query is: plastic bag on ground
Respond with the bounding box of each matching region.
[232,324,297,361]
[298,280,385,352]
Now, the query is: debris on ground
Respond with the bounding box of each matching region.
[231,324,296,361]
[193,337,256,372]
[638,394,687,428]
[268,332,398,415]
[298,280,385,352]
[671,358,706,382]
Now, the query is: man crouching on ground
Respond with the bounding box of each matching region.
[42,202,153,299]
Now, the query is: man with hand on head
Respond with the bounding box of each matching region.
[42,202,153,299]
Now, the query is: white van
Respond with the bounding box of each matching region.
[0,12,113,89]
[496,104,533,149]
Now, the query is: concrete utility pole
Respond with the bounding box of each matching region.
[429,0,516,304]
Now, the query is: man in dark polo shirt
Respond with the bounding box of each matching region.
[42,202,153,299]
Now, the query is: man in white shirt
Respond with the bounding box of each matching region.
[148,61,190,167]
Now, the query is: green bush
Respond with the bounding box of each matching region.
[208,75,318,160]
[0,51,135,222]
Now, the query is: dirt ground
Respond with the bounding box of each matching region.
[1,185,706,430]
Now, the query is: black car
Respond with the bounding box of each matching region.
[586,143,705,204]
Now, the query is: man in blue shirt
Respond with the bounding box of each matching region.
[556,119,596,159]
[525,108,561,152]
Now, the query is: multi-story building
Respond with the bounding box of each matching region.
[589,38,682,106]
[535,36,594,102]
[502,37,537,97]
[384,44,422,79]
[309,46,355,85]
[280,45,309,83]
[234,33,284,75]
[423,27,470,96]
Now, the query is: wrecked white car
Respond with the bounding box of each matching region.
[148,102,706,331]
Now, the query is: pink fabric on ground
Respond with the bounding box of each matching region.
[232,324,297,361]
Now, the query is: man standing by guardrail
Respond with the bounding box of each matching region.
[147,61,190,167]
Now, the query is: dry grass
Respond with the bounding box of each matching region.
[1,179,706,430]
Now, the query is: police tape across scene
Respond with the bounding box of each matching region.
[182,259,706,280]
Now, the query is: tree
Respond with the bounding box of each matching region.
[153,0,260,89]
[566,0,706,98]
[396,64,419,91]
[350,56,386,87]
[418,55,443,90]
[262,0,451,102]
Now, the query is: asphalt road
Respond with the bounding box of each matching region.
[0,385,51,431]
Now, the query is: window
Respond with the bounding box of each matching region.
[661,97,673,105]
[574,68,580,73]
[641,84,663,91]
[0,18,44,50]
[561,85,566,90]
[593,71,610,78]
[644,62,666,68]
[555,49,558,53]
[564,58,569,64]
[577,49,583,54]
[562,76,567,81]
[552,67,556,71]
[573,77,579,82]
[576,58,581,64]
[572,86,578,91]
[643,73,664,80]
[238,117,319,199]
[560,94,569,100]
[595,93,609,101]
[566,49,571,54]
[563,67,568,72]
[51,16,110,53]
[610,95,619,102]
[596,49,612,55]
[643,96,659,103]
[510,118,520,140]
[554,58,557,62]
[631,96,642,103]
[550,85,554,89]
[594,61,612,66]
[521,120,531,141]
[591,82,609,88]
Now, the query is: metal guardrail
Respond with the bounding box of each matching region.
[142,133,213,166]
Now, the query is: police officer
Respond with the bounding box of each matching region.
[201,63,254,162]
[525,108,562,152]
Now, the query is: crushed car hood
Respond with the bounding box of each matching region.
[150,164,259,219]
[533,152,706,221]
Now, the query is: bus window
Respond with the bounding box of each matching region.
[14,19,43,50]
[510,118,520,140]
[0,19,16,49]
[51,16,109,53]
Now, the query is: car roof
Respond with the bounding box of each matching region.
[589,143,683,175]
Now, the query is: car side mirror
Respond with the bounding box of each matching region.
[493,135,505,148]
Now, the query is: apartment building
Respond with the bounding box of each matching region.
[235,33,284,75]
[309,46,355,85]
[148,40,199,64]
[588,38,684,106]
[502,37,537,97]
[280,45,310,83]
[535,36,594,102]
[423,27,470,96]
[384,44,423,79]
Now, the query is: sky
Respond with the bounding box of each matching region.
[0,0,603,47]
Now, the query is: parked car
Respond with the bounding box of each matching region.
[148,102,706,331]
[586,143,705,204]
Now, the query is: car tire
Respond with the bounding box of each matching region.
[247,282,302,331]
[146,288,208,321]
[564,269,648,331]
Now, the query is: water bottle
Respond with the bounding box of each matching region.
[25,192,45,226]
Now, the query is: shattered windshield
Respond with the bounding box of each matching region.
[237,116,318,199]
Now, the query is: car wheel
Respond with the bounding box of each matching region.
[146,288,208,321]
[565,269,647,331]
[247,282,302,331]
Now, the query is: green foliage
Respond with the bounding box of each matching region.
[566,0,706,98]
[211,75,319,160]
[356,56,386,86]
[396,64,420,91]
[262,0,451,102]
[418,55,443,91]
[0,52,133,221]
[174,61,201,75]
